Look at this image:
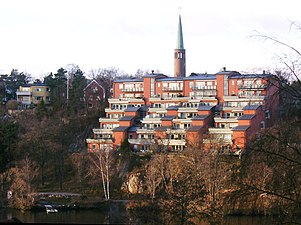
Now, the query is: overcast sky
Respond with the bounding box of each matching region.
[1,0,301,79]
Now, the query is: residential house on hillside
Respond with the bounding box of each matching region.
[83,79,106,109]
[16,84,50,109]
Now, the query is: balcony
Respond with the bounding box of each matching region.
[142,116,162,122]
[238,84,267,90]
[191,96,217,101]
[136,127,156,134]
[214,117,238,123]
[128,138,155,145]
[108,98,144,103]
[178,107,198,112]
[149,96,161,101]
[92,128,113,134]
[121,87,144,92]
[208,128,233,134]
[166,128,186,134]
[98,118,119,123]
[16,90,31,96]
[148,107,167,113]
[86,138,113,144]
[191,85,217,91]
[223,95,265,101]
[157,139,186,146]
[162,87,183,92]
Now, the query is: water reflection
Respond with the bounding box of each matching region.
[0,207,279,224]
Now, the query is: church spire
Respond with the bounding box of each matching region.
[174,12,186,77]
[176,14,184,49]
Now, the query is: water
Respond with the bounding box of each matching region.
[0,207,283,224]
[0,208,127,224]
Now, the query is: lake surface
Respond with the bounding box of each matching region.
[0,207,285,224]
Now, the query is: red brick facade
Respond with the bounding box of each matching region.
[83,79,105,109]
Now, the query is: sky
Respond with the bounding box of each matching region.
[1,0,301,80]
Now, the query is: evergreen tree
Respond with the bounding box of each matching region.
[67,68,87,116]
[35,99,47,120]
[0,119,18,172]
[5,69,31,100]
[44,68,67,112]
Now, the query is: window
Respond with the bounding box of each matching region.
[128,134,133,139]
[265,110,270,119]
[260,121,265,129]
[175,52,183,59]
[92,87,98,93]
[224,113,230,118]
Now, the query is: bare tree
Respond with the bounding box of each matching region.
[252,22,301,108]
[88,67,126,99]
[238,119,301,220]
[88,146,115,200]
[8,156,38,211]
[70,152,88,193]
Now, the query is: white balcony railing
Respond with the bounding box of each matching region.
[16,91,31,96]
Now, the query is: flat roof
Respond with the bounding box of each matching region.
[198,105,214,110]
[229,73,272,79]
[114,78,143,83]
[191,115,209,120]
[113,126,129,132]
[119,116,135,121]
[238,114,255,120]
[187,126,203,131]
[167,106,179,110]
[243,105,261,110]
[128,126,138,132]
[124,107,140,112]
[161,116,175,121]
[21,83,49,87]
[155,126,170,131]
[232,126,250,131]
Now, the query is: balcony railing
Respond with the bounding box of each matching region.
[157,139,186,146]
[16,91,31,96]
[86,138,113,144]
[121,87,144,92]
[208,128,233,134]
[238,84,267,90]
[128,138,155,145]
[223,95,265,101]
[136,128,156,133]
[162,87,183,92]
[92,128,113,134]
[108,98,144,103]
[191,85,217,90]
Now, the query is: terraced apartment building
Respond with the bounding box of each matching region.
[86,15,279,154]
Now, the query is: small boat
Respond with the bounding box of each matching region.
[45,204,58,213]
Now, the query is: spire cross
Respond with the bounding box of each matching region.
[178,6,181,14]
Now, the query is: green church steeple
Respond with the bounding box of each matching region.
[176,14,184,49]
[174,13,186,77]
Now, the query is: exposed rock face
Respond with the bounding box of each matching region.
[121,172,144,194]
